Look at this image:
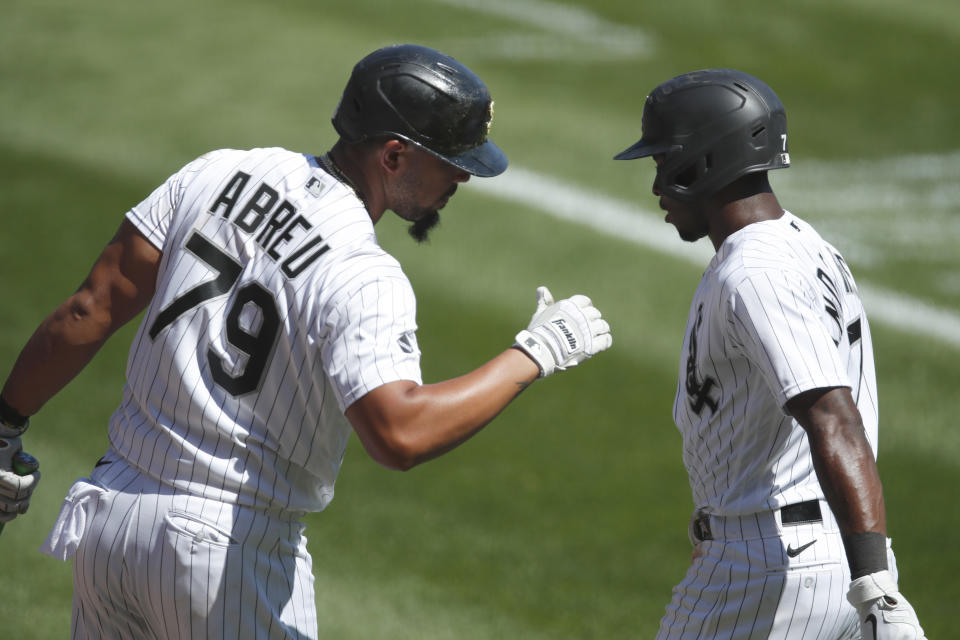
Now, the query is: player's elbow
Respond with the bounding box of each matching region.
[345,381,430,471]
[362,428,422,471]
[56,291,114,343]
[348,411,424,471]
[374,452,419,472]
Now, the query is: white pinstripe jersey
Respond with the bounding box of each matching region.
[112,147,423,513]
[674,211,878,516]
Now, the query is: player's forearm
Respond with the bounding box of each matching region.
[3,220,161,418]
[788,387,886,536]
[789,386,892,581]
[806,420,891,580]
[346,348,539,470]
[807,426,886,536]
[2,293,115,416]
[401,347,540,460]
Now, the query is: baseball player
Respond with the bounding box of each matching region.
[614,69,925,639]
[0,44,612,639]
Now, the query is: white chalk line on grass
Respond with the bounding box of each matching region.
[467,166,960,350]
[428,0,654,60]
[773,152,960,262]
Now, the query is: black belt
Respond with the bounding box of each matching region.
[693,500,822,541]
[781,500,822,525]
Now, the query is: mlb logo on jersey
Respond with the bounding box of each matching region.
[305,177,328,198]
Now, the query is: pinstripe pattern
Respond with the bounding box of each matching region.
[43,147,425,638]
[673,212,876,516]
[658,212,884,638]
[116,147,421,512]
[71,454,317,639]
[657,504,889,639]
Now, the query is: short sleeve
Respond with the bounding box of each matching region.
[125,153,219,250]
[321,272,423,410]
[728,270,850,407]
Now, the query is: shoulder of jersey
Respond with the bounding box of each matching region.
[202,146,369,221]
[192,146,309,171]
[714,214,807,284]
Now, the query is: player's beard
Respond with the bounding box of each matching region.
[392,173,456,243]
[408,211,441,243]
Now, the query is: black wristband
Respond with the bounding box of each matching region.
[843,531,888,579]
[0,395,29,429]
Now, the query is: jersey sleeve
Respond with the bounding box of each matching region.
[320,267,423,411]
[727,270,851,408]
[125,152,221,250]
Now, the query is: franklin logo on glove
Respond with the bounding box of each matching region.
[550,318,578,353]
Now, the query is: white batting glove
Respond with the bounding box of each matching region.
[846,570,926,640]
[514,286,612,378]
[0,436,41,524]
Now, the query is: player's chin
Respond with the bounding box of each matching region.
[408,211,441,243]
[677,228,708,243]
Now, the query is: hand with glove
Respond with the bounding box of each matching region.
[514,286,612,377]
[847,570,926,640]
[0,410,41,533]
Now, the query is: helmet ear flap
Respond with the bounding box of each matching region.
[659,151,714,199]
[673,163,699,189]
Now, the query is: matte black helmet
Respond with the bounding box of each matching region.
[333,44,508,177]
[614,68,790,200]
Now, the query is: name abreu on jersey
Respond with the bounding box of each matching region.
[206,165,333,280]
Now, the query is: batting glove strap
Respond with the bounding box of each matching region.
[847,571,927,640]
[514,329,559,377]
[0,397,29,437]
[0,418,28,439]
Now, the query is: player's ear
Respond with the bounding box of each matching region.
[379,139,408,174]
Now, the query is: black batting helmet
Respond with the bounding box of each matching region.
[333,44,508,178]
[614,68,790,200]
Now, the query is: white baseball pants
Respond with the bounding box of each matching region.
[656,501,899,639]
[42,451,318,639]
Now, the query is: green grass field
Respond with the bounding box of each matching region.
[2,0,958,637]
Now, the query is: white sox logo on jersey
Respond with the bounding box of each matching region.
[686,304,719,416]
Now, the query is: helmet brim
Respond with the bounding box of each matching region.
[613,138,675,161]
[436,139,509,177]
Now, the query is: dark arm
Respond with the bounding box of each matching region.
[786,385,887,578]
[1,219,162,417]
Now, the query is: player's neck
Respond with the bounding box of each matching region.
[327,142,384,221]
[707,191,784,251]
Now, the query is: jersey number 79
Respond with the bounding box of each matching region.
[148,231,280,396]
